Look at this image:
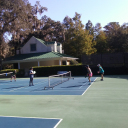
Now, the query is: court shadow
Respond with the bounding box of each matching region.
[79,81,88,83]
[31,88,44,91]
[61,85,83,88]
[2,86,25,90]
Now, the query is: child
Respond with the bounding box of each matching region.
[10,70,16,82]
[29,67,34,86]
[86,65,93,85]
[97,64,104,81]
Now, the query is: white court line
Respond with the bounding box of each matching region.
[54,119,63,128]
[82,77,97,96]
[0,90,84,92]
[9,86,29,92]
[0,115,62,120]
[0,115,63,128]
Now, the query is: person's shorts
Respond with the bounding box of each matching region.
[11,75,15,78]
[100,72,104,75]
[89,73,93,77]
[30,77,33,81]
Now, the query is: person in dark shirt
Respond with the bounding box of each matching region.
[29,67,34,86]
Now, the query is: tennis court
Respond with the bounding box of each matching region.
[0,76,96,95]
[0,75,128,128]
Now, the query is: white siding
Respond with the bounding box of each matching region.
[57,44,62,53]
[20,37,62,54]
[20,36,47,54]
[46,42,57,52]
[54,42,57,52]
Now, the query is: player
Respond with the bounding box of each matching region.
[86,65,93,85]
[10,70,16,82]
[29,67,34,86]
[97,64,104,81]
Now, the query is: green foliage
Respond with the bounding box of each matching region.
[0,69,19,73]
[63,13,97,59]
[103,22,128,52]
[95,31,108,53]
[33,65,85,76]
[70,60,79,65]
[1,0,128,60]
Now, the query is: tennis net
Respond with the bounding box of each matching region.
[44,71,72,89]
[0,72,13,80]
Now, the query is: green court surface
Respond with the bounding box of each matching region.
[0,75,128,128]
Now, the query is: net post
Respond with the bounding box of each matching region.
[69,71,71,78]
[48,76,50,87]
[61,75,63,83]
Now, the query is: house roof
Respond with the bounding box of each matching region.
[35,37,61,46]
[36,37,55,45]
[35,38,46,45]
[3,52,78,64]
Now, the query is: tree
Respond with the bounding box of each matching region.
[63,13,96,59]
[94,23,102,37]
[0,37,10,59]
[0,0,31,54]
[104,22,121,52]
[121,23,128,52]
[95,31,108,53]
[104,22,128,52]
[0,0,47,54]
[31,1,47,32]
[85,20,94,35]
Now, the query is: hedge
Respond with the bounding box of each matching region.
[1,65,128,77]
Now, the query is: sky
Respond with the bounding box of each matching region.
[29,0,128,28]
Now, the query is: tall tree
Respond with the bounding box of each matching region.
[95,31,108,53]
[121,23,128,52]
[104,22,128,52]
[94,23,102,36]
[63,13,96,59]
[94,23,108,53]
[0,0,32,55]
[0,0,47,54]
[31,1,47,32]
[85,20,94,35]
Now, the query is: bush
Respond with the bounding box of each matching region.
[33,65,86,77]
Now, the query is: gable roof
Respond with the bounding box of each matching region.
[35,37,61,46]
[35,37,56,45]
[19,36,61,50]
[35,37,46,45]
[3,52,78,64]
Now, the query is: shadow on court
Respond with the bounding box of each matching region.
[61,85,84,88]
[2,86,25,90]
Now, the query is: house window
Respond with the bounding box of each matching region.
[30,44,36,51]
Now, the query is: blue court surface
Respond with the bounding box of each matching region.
[0,77,96,95]
[0,116,62,128]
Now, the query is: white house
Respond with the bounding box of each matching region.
[17,36,62,54]
[3,36,78,69]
